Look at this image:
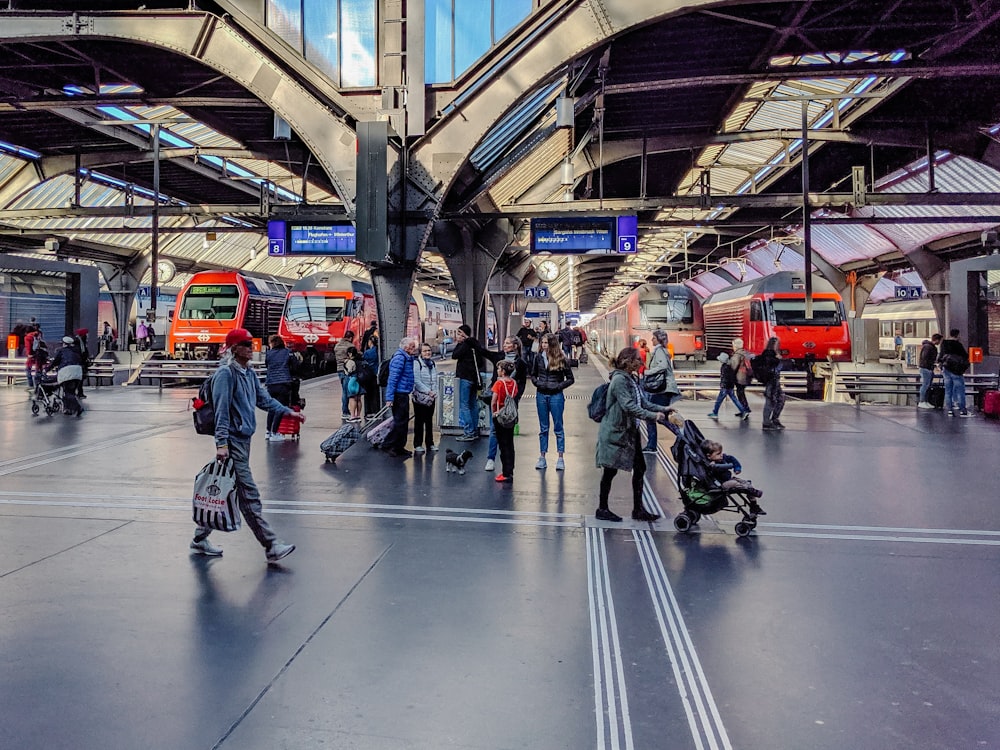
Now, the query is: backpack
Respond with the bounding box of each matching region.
[735,353,753,384]
[33,340,49,367]
[587,382,611,422]
[191,365,233,435]
[378,360,391,388]
[750,354,772,383]
[571,329,583,346]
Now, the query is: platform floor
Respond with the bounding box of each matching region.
[1,362,997,750]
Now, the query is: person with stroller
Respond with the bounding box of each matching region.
[707,352,748,419]
[641,329,681,453]
[700,439,766,515]
[757,336,786,430]
[595,346,681,523]
[47,336,85,417]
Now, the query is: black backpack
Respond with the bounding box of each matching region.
[587,382,611,422]
[192,365,233,435]
[377,360,391,388]
[750,354,772,383]
[33,340,49,367]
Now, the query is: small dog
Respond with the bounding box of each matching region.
[445,449,473,475]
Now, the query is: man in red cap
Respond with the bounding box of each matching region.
[190,328,306,562]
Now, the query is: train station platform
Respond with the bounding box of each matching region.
[0,361,997,750]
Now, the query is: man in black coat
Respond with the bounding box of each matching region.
[451,324,501,441]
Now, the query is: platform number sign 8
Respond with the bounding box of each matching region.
[269,238,286,257]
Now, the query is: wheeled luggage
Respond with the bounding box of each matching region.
[321,423,361,463]
[927,384,945,409]
[277,405,302,438]
[579,350,589,365]
[983,390,1000,418]
[363,405,394,448]
[568,357,579,368]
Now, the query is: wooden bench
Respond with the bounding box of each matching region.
[132,359,266,389]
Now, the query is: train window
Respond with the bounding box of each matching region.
[179,284,238,320]
[771,299,842,326]
[903,320,917,337]
[641,299,693,325]
[750,301,763,322]
[284,296,346,323]
[880,321,892,337]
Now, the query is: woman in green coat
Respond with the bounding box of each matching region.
[596,347,679,522]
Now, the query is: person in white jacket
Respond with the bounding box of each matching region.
[411,343,440,453]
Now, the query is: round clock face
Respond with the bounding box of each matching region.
[537,260,560,282]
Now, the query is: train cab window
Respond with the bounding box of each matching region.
[771,299,842,326]
[750,300,763,322]
[641,299,693,325]
[179,284,238,320]
[284,296,346,323]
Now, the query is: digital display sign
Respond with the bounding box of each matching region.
[267,219,357,256]
[530,215,638,255]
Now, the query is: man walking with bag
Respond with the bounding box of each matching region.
[190,328,305,561]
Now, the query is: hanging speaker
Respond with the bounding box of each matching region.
[273,114,291,140]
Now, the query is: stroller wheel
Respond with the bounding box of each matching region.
[31,402,40,416]
[686,509,701,525]
[44,405,55,416]
[734,521,753,538]
[673,513,692,533]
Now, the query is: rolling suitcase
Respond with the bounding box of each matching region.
[277,405,302,439]
[927,384,945,410]
[983,390,1000,419]
[568,357,579,368]
[579,350,589,365]
[321,423,361,462]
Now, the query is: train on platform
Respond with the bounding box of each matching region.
[167,270,291,359]
[860,298,939,360]
[589,283,707,363]
[702,271,851,367]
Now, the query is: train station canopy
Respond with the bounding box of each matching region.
[1,2,1000,312]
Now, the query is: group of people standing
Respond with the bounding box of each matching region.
[23,324,89,417]
[916,329,974,416]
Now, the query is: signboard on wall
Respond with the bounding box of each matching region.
[267,220,357,256]
[530,215,638,255]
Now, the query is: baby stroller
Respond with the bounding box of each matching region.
[30,374,64,417]
[668,419,762,537]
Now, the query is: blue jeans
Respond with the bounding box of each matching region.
[339,372,349,415]
[918,368,935,403]
[458,378,480,437]
[536,391,565,453]
[942,369,966,412]
[195,435,277,549]
[710,388,744,415]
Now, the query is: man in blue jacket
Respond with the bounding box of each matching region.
[383,336,419,457]
[190,328,306,561]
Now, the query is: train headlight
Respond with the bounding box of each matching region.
[828,348,844,357]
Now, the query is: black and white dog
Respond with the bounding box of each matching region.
[445,449,473,475]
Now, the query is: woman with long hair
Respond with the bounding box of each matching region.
[595,347,679,522]
[529,333,575,470]
[264,334,296,441]
[641,329,681,453]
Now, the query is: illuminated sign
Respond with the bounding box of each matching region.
[189,285,227,295]
[267,219,356,256]
[530,215,637,254]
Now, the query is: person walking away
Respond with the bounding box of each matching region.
[484,337,527,472]
[729,338,753,417]
[190,328,304,561]
[707,352,747,419]
[491,361,519,483]
[558,322,576,360]
[641,329,681,453]
[757,337,786,430]
[917,333,943,409]
[596,347,679,522]
[23,325,41,390]
[333,331,356,419]
[383,336,419,457]
[47,336,85,416]
[72,329,91,401]
[264,335,297,441]
[146,323,156,350]
[412,343,439,453]
[101,320,114,351]
[136,320,149,351]
[938,329,973,417]
[452,324,492,441]
[530,333,575,470]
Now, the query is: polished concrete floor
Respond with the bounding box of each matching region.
[0,362,997,749]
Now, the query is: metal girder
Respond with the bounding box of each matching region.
[0,12,360,208]
[0,96,266,112]
[0,204,264,221]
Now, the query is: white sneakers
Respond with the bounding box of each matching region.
[190,537,223,556]
[484,459,495,471]
[266,541,296,562]
[917,402,934,409]
[555,458,565,471]
[266,432,285,442]
[535,457,547,470]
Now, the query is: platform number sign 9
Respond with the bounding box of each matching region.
[617,234,637,254]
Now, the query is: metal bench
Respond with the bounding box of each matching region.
[132,358,266,389]
[2,356,115,387]
[830,370,998,408]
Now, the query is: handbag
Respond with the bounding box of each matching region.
[192,459,241,532]
[641,369,668,393]
[494,381,518,427]
[413,389,435,406]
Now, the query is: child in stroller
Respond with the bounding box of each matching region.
[30,373,64,417]
[668,419,766,537]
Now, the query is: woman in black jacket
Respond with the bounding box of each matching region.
[757,337,785,430]
[530,333,575,470]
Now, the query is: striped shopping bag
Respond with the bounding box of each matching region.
[191,459,241,532]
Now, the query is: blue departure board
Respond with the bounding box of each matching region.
[267,220,356,256]
[530,216,637,254]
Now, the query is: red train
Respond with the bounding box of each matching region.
[168,270,290,359]
[278,272,420,373]
[702,272,851,367]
